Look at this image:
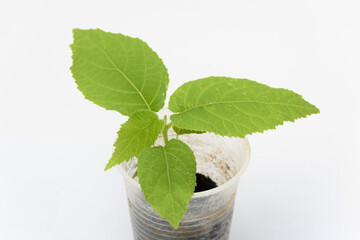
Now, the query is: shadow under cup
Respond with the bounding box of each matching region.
[118,133,251,240]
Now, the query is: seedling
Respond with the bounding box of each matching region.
[70,28,319,228]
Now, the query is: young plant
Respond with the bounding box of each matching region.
[70,29,319,228]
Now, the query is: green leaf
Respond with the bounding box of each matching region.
[70,28,169,116]
[169,77,319,138]
[105,110,165,171]
[137,139,196,229]
[172,125,205,135]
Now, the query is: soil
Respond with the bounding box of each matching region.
[195,173,218,193]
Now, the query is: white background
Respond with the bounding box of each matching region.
[1,0,359,239]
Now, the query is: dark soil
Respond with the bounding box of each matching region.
[195,173,217,193]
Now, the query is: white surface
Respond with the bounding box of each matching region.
[0,0,359,239]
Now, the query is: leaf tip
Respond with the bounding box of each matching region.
[314,105,320,114]
[169,221,181,229]
[104,162,113,171]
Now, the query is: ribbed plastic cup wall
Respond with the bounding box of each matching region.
[118,132,251,240]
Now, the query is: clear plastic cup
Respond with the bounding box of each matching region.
[118,132,251,240]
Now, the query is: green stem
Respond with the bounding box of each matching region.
[162,115,173,144]
[163,128,168,144]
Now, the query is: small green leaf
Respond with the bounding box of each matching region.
[169,77,319,138]
[172,125,205,135]
[137,139,196,229]
[70,28,169,116]
[105,110,165,170]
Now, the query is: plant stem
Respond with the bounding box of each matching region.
[163,128,168,144]
[163,115,168,144]
[162,115,173,144]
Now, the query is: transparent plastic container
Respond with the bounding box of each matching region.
[118,131,251,240]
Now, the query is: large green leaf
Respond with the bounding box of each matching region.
[70,29,169,116]
[137,139,196,229]
[169,77,319,138]
[105,110,165,170]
